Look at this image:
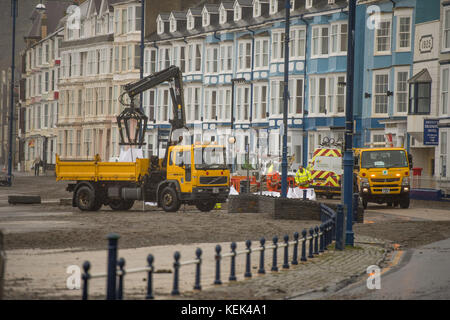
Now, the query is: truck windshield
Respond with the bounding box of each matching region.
[361,150,408,169]
[194,147,227,170]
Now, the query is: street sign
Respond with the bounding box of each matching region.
[423,119,439,146]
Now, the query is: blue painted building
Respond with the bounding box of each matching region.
[142,0,433,173]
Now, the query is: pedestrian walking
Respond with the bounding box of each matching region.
[33,155,41,176]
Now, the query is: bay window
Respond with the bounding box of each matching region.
[238,41,252,71]
[187,43,202,73]
[330,23,347,55]
[236,86,250,121]
[409,82,431,115]
[217,87,231,121]
[290,28,306,58]
[206,46,219,74]
[288,78,304,115]
[270,79,284,115]
[255,38,269,68]
[253,83,268,121]
[185,86,201,121]
[204,89,218,121]
[271,31,284,60]
[220,44,233,72]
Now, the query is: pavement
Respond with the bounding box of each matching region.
[313,237,450,300]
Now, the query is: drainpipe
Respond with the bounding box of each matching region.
[213,30,220,41]
[246,27,255,124]
[139,0,145,119]
[300,14,309,167]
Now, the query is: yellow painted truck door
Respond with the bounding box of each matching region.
[167,147,192,193]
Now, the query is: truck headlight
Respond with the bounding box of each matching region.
[402,177,410,186]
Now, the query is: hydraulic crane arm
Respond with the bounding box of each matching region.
[121,65,186,132]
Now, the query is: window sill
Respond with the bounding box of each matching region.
[310,55,330,59]
[371,114,390,118]
[374,52,392,56]
[328,52,347,57]
[395,48,411,53]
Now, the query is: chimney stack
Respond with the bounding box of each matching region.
[41,12,48,39]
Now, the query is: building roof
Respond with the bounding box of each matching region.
[188,8,203,16]
[235,0,254,7]
[147,0,348,43]
[408,68,433,83]
[204,4,221,13]
[158,13,171,20]
[220,1,235,10]
[26,1,71,40]
[171,11,188,20]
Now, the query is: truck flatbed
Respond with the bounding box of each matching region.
[55,154,149,182]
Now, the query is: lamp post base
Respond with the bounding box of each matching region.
[345,231,354,247]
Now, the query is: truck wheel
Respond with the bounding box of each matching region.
[75,186,99,211]
[195,200,216,212]
[400,196,410,209]
[160,187,180,212]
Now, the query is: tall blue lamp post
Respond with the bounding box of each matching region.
[7,0,18,186]
[343,0,357,246]
[281,0,291,198]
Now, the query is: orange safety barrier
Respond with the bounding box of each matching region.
[230,175,259,193]
[265,172,296,192]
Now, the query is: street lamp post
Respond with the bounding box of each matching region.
[281,0,291,198]
[343,0,357,246]
[7,0,18,186]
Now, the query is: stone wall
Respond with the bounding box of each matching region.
[228,195,364,223]
[259,197,321,220]
[227,194,259,213]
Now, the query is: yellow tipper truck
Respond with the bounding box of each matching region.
[354,147,412,209]
[56,66,230,212]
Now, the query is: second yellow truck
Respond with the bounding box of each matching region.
[354,147,412,209]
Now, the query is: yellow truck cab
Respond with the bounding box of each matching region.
[354,147,412,209]
[161,143,230,211]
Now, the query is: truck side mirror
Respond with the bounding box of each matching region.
[408,154,413,169]
[354,157,359,169]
